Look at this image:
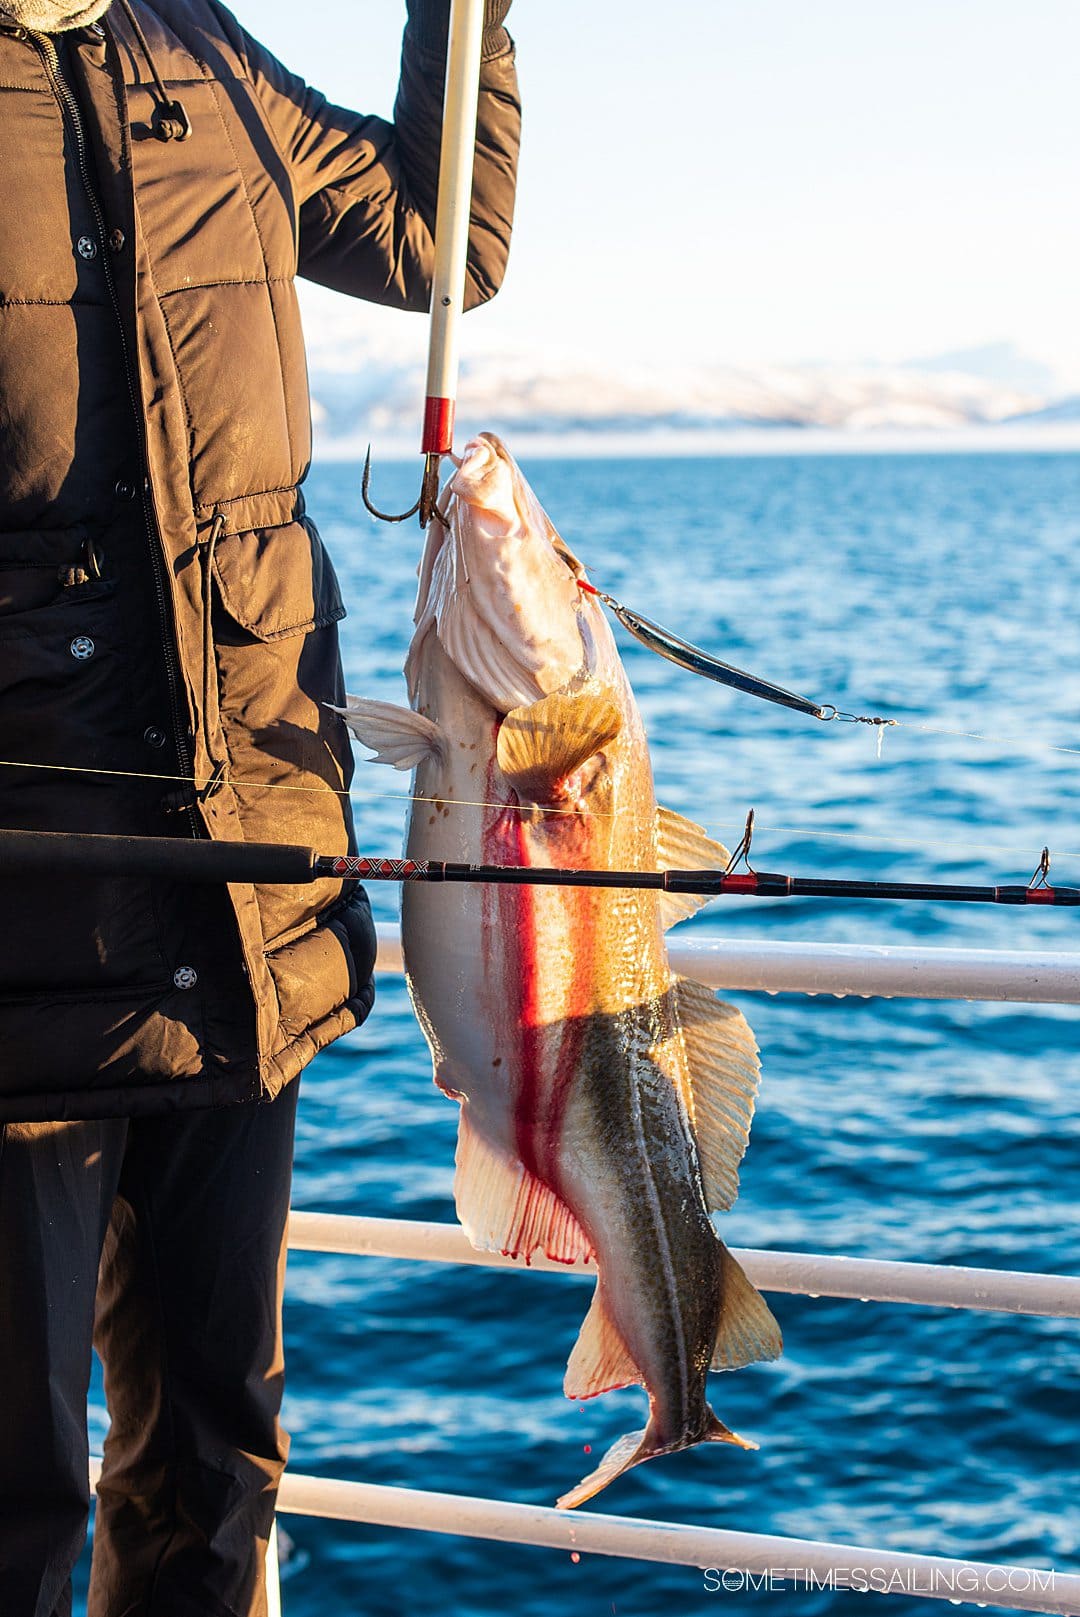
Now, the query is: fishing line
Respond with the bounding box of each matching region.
[3,755,1074,871]
[744,820,1080,868]
[0,757,609,818]
[906,724,1080,759]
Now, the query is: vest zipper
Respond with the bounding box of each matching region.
[31,30,200,838]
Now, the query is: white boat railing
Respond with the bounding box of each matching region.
[377,924,1080,1002]
[288,1210,1080,1318]
[87,1451,1079,1616]
[89,931,1080,1612]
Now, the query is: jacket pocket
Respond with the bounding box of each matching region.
[211,517,345,641]
[207,511,355,965]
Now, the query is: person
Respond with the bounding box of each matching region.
[0,0,520,1609]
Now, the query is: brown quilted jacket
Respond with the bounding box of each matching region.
[0,0,520,1119]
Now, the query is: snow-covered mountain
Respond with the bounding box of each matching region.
[302,316,1075,455]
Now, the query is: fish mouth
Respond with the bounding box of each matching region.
[455,435,588,581]
[408,435,596,715]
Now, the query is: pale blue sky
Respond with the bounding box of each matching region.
[243,1,1080,385]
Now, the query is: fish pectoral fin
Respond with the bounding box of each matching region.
[676,977,761,1212]
[453,1109,593,1267]
[564,1282,642,1401]
[496,692,621,801]
[655,806,731,929]
[711,1242,783,1371]
[330,697,447,771]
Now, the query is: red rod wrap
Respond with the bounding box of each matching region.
[1024,888,1057,905]
[720,874,760,894]
[422,396,455,455]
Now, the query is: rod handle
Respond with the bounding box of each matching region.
[0,828,319,886]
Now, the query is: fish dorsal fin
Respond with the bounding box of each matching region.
[564,1282,642,1401]
[331,697,446,771]
[496,692,621,802]
[675,977,761,1212]
[452,1105,593,1267]
[711,1242,783,1370]
[655,806,731,930]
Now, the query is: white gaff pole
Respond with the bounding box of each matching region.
[419,0,486,521]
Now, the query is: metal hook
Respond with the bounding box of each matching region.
[360,447,421,524]
[361,449,451,529]
[1028,846,1052,889]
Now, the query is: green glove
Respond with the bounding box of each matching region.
[406,0,513,61]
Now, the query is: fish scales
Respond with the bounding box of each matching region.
[338,433,781,1507]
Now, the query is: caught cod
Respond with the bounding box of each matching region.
[339,434,781,1508]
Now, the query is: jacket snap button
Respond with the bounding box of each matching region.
[77,236,98,260]
[173,966,198,990]
[143,725,167,748]
[114,478,136,500]
[69,636,95,660]
[109,228,125,253]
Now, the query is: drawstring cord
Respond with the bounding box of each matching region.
[117,0,191,141]
[198,515,226,801]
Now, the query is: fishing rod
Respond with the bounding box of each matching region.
[362,0,486,527]
[1,829,1076,908]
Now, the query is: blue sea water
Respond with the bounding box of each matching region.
[83,450,1080,1615]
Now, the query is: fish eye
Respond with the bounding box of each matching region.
[552,534,585,578]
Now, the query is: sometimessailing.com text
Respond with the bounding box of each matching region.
[703,1567,1057,1598]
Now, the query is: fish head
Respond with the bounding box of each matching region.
[407,433,617,718]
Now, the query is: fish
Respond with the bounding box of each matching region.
[337,433,781,1509]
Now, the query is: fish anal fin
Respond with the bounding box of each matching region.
[676,977,761,1212]
[496,693,621,802]
[564,1283,642,1401]
[331,697,446,771]
[453,1108,593,1267]
[655,806,731,929]
[711,1242,783,1371]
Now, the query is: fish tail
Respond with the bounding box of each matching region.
[556,1408,756,1512]
[705,1408,759,1450]
[555,1426,650,1511]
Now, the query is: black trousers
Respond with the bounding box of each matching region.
[0,1086,298,1617]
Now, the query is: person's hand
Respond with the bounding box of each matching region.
[406,0,513,61]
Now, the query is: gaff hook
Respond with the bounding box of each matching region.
[361,0,487,532]
[360,447,422,525]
